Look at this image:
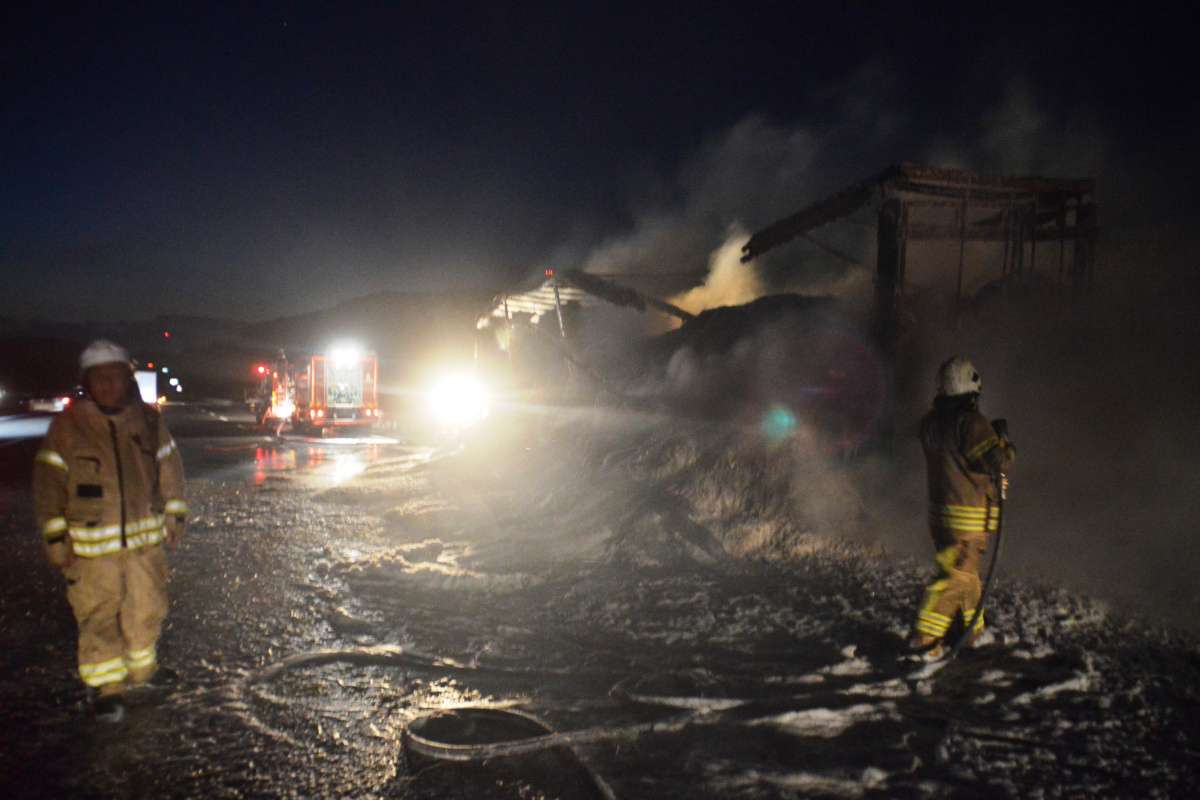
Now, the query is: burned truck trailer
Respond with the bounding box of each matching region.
[741,162,1098,443]
[742,162,1098,341]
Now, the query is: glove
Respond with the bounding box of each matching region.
[991,418,1009,439]
[46,538,74,570]
[166,515,187,547]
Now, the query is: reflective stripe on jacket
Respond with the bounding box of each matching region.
[920,395,1014,533]
[928,503,1000,533]
[33,398,186,559]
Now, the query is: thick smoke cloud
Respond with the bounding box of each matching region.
[892,88,1199,631]
[559,78,1200,632]
[571,64,911,300]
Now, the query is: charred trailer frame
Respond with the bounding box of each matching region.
[741,162,1098,345]
[741,162,1098,444]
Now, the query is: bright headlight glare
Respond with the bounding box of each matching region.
[271,399,295,418]
[429,374,490,426]
[329,343,363,367]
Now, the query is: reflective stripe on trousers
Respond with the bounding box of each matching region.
[913,532,988,639]
[65,546,168,692]
[78,646,157,687]
[79,655,128,688]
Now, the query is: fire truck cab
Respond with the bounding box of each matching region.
[265,346,381,434]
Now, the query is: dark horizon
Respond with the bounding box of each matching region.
[4,4,1196,322]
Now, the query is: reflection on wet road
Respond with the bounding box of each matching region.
[186,434,401,489]
[0,414,53,441]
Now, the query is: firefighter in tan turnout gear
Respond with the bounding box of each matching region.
[910,356,1015,658]
[33,340,187,721]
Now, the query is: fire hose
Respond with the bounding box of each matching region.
[402,676,740,763]
[243,647,737,800]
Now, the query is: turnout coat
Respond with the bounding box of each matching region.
[33,398,187,564]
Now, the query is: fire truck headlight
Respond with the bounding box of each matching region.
[330,343,363,367]
[429,373,490,427]
[272,399,295,419]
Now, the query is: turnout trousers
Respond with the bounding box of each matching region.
[913,527,988,642]
[64,545,169,695]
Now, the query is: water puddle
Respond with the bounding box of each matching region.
[184,436,399,488]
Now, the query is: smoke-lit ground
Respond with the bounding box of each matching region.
[1,397,1198,798]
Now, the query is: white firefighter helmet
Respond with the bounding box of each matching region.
[937,355,982,397]
[80,340,132,372]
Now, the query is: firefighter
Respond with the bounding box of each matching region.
[910,356,1015,658]
[33,340,187,722]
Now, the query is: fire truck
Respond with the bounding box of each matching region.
[262,346,381,434]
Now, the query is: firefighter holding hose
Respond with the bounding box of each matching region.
[33,340,187,722]
[910,356,1015,658]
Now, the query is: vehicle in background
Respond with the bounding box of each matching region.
[260,345,381,435]
[1,385,86,415]
[27,395,73,413]
[134,369,158,404]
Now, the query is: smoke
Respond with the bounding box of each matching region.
[668,231,763,319]
[576,116,821,279]
[889,86,1200,631]
[569,66,908,296]
[551,73,1200,631]
[888,248,1200,632]
[928,80,1115,214]
[569,68,1117,304]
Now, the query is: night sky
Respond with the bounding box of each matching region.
[3,4,1195,321]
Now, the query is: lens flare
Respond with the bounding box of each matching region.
[762,404,798,443]
[329,343,363,367]
[428,373,490,428]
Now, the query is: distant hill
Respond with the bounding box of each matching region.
[242,289,493,359]
[242,289,496,387]
[0,290,496,399]
[0,337,81,396]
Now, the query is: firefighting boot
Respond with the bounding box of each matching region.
[907,633,945,660]
[92,694,127,723]
[129,665,178,693]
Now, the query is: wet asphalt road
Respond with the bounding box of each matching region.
[1,406,1199,798]
[1,421,433,798]
[0,408,638,799]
